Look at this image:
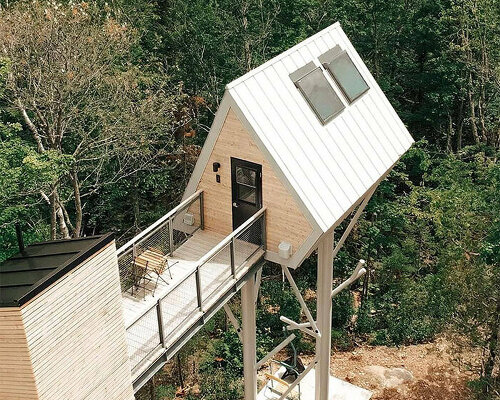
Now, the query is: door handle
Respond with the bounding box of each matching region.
[232,202,238,208]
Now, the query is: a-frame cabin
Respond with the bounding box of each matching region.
[0,22,413,400]
[185,21,413,270]
[182,21,413,399]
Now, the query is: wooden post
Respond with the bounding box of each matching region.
[241,275,257,400]
[195,267,203,312]
[199,191,205,230]
[177,353,184,389]
[168,216,174,255]
[315,231,334,400]
[157,300,166,348]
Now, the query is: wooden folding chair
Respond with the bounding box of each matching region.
[130,257,153,298]
[139,248,178,296]
[263,361,302,400]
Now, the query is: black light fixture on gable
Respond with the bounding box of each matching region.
[212,162,221,172]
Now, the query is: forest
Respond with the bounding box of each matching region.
[0,0,499,399]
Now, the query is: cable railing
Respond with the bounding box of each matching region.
[125,207,266,373]
[117,190,204,292]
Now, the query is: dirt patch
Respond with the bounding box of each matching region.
[319,338,474,400]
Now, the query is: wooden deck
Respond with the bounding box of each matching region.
[121,228,264,381]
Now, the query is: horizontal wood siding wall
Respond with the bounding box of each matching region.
[0,307,38,400]
[197,108,313,255]
[21,242,134,400]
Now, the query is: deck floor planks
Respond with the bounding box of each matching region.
[121,229,264,378]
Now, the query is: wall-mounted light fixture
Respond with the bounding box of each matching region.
[278,241,292,259]
[212,162,221,172]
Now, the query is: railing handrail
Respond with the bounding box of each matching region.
[117,190,203,256]
[196,207,267,267]
[125,208,267,330]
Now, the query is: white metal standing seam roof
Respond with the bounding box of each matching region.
[226,22,414,232]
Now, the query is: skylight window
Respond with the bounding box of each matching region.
[319,46,369,103]
[290,62,345,124]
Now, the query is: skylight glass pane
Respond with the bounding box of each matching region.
[295,68,345,124]
[326,52,369,103]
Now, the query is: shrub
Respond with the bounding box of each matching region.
[155,384,176,399]
[199,368,243,400]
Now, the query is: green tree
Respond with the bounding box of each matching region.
[0,0,183,243]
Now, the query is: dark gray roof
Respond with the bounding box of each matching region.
[0,233,114,307]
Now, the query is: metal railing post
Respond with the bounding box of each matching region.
[168,216,174,255]
[199,192,205,230]
[230,238,236,278]
[195,266,203,312]
[157,299,166,348]
[261,213,267,251]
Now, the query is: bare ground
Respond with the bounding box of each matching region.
[306,338,474,400]
[149,338,475,400]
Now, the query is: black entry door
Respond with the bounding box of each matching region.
[231,158,262,230]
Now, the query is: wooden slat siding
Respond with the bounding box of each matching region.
[197,108,312,255]
[20,242,134,400]
[0,307,39,399]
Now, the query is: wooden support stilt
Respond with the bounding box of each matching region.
[282,265,320,335]
[242,275,257,400]
[315,231,334,400]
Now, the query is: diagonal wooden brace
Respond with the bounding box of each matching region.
[331,259,366,298]
[280,316,319,339]
[254,267,263,303]
[281,265,320,336]
[223,304,242,341]
[255,333,296,370]
[332,186,376,260]
[276,357,318,400]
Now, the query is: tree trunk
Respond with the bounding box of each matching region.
[177,353,184,389]
[53,187,70,239]
[132,173,140,234]
[457,99,464,152]
[447,113,454,153]
[361,213,377,307]
[70,169,82,238]
[371,0,380,79]
[467,73,480,145]
[50,190,57,240]
[240,1,252,72]
[477,97,488,145]
[16,98,45,153]
[56,205,71,239]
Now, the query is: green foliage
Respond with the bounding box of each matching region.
[258,279,301,334]
[0,111,57,260]
[2,0,500,397]
[199,368,243,400]
[332,291,354,330]
[331,329,353,351]
[155,384,176,399]
[198,329,244,400]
